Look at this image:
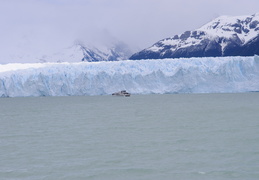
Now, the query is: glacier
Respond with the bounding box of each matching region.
[0,56,259,97]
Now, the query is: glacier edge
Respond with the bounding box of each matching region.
[0,56,259,97]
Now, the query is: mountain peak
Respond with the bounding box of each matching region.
[38,40,132,63]
[198,13,259,43]
[130,13,259,60]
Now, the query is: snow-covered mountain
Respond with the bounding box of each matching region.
[39,41,132,63]
[0,41,132,64]
[130,13,259,60]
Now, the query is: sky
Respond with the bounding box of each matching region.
[0,0,259,63]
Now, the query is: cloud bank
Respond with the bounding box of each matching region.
[0,0,259,63]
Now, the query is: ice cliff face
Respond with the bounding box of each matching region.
[130,13,259,60]
[1,56,259,97]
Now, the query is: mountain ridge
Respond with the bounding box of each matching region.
[39,41,132,63]
[130,13,259,60]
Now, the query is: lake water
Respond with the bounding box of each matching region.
[0,93,259,180]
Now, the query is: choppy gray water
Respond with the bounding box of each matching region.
[0,93,259,180]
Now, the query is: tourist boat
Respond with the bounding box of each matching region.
[112,90,130,97]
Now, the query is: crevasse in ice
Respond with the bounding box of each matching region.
[0,56,259,97]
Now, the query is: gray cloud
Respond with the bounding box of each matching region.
[0,0,259,63]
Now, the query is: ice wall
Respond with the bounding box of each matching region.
[1,56,259,97]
